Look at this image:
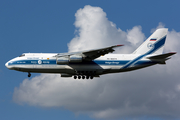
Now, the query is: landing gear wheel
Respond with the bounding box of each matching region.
[86,76,89,79]
[28,72,31,77]
[90,76,93,79]
[74,76,77,79]
[82,76,85,79]
[78,76,81,79]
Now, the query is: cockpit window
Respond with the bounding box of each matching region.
[19,54,25,57]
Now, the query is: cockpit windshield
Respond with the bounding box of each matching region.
[19,54,25,57]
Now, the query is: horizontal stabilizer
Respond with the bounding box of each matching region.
[147,52,176,60]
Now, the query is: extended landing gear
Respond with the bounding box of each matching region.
[73,71,96,79]
[73,75,93,79]
[28,72,31,77]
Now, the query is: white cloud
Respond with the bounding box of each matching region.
[13,5,180,119]
[68,5,145,54]
[151,22,165,33]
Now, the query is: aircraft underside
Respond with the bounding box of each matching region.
[9,62,157,79]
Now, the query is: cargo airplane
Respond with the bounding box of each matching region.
[5,28,176,79]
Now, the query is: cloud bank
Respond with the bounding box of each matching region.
[68,5,145,54]
[13,5,180,119]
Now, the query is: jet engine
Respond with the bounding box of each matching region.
[69,55,82,63]
[56,56,69,64]
[56,55,83,64]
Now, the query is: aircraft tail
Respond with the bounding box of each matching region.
[133,28,168,55]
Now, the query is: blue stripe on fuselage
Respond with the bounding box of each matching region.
[8,60,128,65]
[8,59,156,66]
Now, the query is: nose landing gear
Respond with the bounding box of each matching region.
[28,72,31,77]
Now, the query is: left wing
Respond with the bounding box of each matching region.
[56,45,123,61]
[82,45,123,60]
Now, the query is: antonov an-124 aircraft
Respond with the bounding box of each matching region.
[5,28,176,79]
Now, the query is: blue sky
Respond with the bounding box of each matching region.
[1,0,180,120]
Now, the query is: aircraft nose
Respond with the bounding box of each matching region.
[5,62,9,68]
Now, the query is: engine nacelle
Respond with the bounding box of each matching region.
[69,55,82,63]
[56,56,69,64]
[56,55,83,64]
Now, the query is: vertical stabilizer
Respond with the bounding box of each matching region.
[133,28,168,55]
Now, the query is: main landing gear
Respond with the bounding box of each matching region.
[28,72,31,77]
[73,71,96,79]
[73,75,94,79]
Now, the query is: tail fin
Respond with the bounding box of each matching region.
[133,28,168,55]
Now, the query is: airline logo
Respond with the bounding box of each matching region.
[147,43,154,49]
[150,38,157,41]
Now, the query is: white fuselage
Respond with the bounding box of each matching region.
[5,53,157,77]
[5,28,173,79]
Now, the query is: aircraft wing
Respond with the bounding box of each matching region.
[81,45,123,60]
[56,45,123,60]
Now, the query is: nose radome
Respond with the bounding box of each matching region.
[5,62,9,68]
